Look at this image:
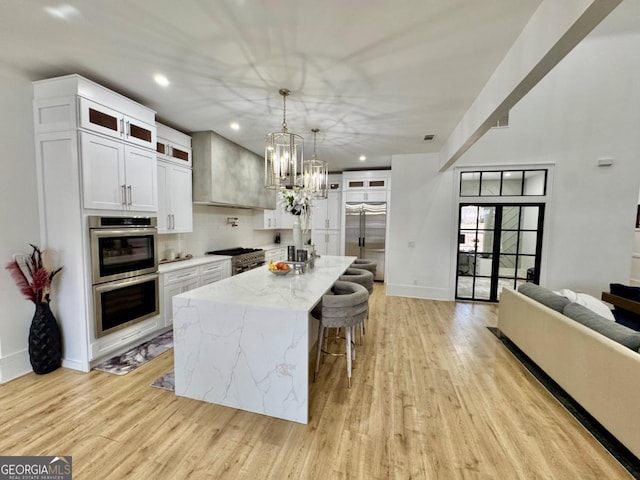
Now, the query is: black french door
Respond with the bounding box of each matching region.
[456,203,544,302]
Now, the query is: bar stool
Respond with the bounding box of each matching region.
[340,268,374,339]
[312,281,369,388]
[351,259,377,279]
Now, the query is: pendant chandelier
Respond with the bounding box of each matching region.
[303,128,328,198]
[265,88,304,189]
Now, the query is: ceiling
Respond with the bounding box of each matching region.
[1,1,552,171]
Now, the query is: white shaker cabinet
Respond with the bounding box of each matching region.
[157,160,193,233]
[80,131,157,212]
[161,267,199,327]
[312,230,340,256]
[156,123,193,234]
[79,97,156,150]
[160,259,232,326]
[253,208,280,229]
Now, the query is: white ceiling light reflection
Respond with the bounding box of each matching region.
[44,4,80,20]
[230,122,240,131]
[154,74,170,87]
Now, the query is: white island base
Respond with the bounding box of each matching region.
[172,255,355,424]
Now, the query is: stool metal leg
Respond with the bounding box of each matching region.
[346,326,352,389]
[314,322,324,382]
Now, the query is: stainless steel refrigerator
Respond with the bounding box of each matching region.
[344,202,386,281]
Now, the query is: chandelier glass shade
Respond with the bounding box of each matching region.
[303,128,328,198]
[265,89,304,189]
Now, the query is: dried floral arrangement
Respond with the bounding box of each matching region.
[5,244,62,304]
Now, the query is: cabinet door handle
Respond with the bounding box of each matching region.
[119,118,125,137]
[127,185,132,205]
[171,214,175,229]
[325,219,329,228]
[125,120,130,138]
[121,184,127,205]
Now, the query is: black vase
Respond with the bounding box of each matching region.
[29,302,62,374]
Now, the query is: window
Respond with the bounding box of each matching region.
[459,169,547,197]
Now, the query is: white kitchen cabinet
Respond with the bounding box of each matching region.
[253,208,280,229]
[344,190,388,202]
[200,261,231,285]
[33,74,161,372]
[80,131,157,212]
[312,191,341,230]
[157,122,192,167]
[161,267,199,327]
[312,230,340,256]
[160,259,232,326]
[265,247,287,263]
[157,160,193,234]
[79,97,156,150]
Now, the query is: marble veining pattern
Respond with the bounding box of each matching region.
[173,255,355,423]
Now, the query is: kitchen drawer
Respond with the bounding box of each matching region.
[163,266,199,285]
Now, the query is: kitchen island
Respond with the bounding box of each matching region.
[172,255,356,424]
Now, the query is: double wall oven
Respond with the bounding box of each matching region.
[89,216,159,338]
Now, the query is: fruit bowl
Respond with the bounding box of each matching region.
[270,268,290,276]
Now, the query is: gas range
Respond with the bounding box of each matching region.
[206,247,265,275]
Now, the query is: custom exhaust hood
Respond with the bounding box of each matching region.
[192,131,276,210]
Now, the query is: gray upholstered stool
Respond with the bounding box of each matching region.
[340,268,374,294]
[340,268,373,339]
[351,259,377,279]
[312,280,369,388]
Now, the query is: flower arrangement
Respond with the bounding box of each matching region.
[279,187,313,231]
[6,244,62,304]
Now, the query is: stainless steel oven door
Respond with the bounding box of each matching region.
[93,273,159,338]
[90,226,158,284]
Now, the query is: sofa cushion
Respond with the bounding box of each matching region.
[518,283,570,313]
[554,289,615,321]
[563,302,640,351]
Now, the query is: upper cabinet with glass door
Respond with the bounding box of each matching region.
[33,74,157,151]
[156,122,192,167]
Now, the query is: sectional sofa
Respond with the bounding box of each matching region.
[498,284,640,459]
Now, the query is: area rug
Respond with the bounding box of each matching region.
[488,327,640,478]
[93,330,173,375]
[151,370,175,391]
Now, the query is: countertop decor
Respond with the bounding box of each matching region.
[5,244,63,374]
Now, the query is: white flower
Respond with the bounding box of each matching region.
[279,187,313,231]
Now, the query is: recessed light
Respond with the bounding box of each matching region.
[359,155,366,162]
[153,74,170,87]
[44,4,80,20]
[230,122,240,131]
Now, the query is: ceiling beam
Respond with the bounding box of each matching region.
[439,0,623,172]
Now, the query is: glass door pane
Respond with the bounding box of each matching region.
[456,203,544,302]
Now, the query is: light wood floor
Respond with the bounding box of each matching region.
[0,285,631,479]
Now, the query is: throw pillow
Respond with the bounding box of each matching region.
[554,289,615,321]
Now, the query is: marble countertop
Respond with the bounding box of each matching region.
[158,255,231,273]
[176,255,356,312]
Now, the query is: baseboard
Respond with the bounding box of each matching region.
[62,357,90,372]
[0,348,31,383]
[385,283,451,300]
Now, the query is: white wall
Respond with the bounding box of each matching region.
[388,24,640,299]
[387,153,455,300]
[0,68,42,381]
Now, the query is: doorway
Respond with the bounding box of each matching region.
[456,203,544,301]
